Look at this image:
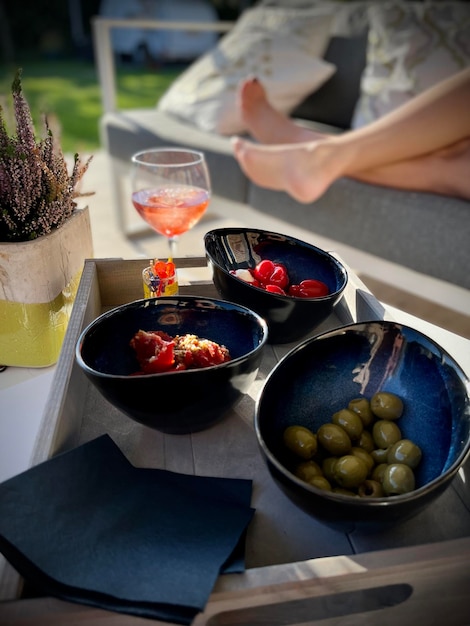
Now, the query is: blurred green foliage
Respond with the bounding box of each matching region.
[0,60,181,153]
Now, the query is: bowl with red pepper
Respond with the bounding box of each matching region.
[76,296,268,434]
[204,228,348,343]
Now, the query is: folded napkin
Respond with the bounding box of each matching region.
[0,435,254,624]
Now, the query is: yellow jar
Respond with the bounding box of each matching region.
[142,264,178,298]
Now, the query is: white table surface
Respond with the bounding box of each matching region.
[1,305,469,485]
[0,366,55,483]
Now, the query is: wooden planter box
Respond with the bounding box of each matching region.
[0,208,93,367]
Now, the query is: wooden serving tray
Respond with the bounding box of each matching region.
[1,257,469,624]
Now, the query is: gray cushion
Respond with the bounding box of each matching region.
[248,178,470,290]
[291,33,369,129]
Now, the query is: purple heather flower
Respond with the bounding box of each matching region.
[0,69,92,242]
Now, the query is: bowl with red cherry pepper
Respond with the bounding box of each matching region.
[204,228,348,343]
[76,295,268,434]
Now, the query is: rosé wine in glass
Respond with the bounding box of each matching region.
[132,185,210,239]
[131,148,211,259]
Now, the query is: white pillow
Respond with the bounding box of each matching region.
[253,1,370,37]
[352,2,470,128]
[157,6,336,135]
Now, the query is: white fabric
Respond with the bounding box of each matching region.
[256,1,370,37]
[157,6,337,135]
[352,1,470,127]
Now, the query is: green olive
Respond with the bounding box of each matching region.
[371,447,390,464]
[283,425,317,460]
[322,457,338,483]
[281,392,417,500]
[370,392,404,420]
[387,439,422,469]
[351,447,375,475]
[348,397,374,427]
[332,409,364,441]
[317,423,352,456]
[372,419,402,449]
[371,463,388,484]
[295,460,323,482]
[333,455,369,489]
[382,463,415,496]
[357,430,375,453]
[358,479,384,498]
[307,475,332,491]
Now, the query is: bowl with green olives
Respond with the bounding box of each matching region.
[255,321,470,526]
[204,227,348,343]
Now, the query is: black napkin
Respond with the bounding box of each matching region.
[0,435,254,624]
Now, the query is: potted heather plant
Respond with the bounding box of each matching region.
[0,69,94,367]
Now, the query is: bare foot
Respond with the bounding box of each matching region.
[232,136,343,203]
[239,77,322,144]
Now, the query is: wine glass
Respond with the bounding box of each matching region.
[131,148,211,260]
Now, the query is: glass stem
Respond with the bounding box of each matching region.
[168,236,178,261]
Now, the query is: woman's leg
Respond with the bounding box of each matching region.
[233,68,470,202]
[353,138,470,198]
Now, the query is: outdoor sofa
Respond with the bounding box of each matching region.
[97,1,470,299]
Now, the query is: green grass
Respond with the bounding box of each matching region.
[0,59,182,153]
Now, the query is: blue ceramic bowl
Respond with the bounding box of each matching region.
[204,228,348,344]
[76,296,268,434]
[255,321,470,526]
